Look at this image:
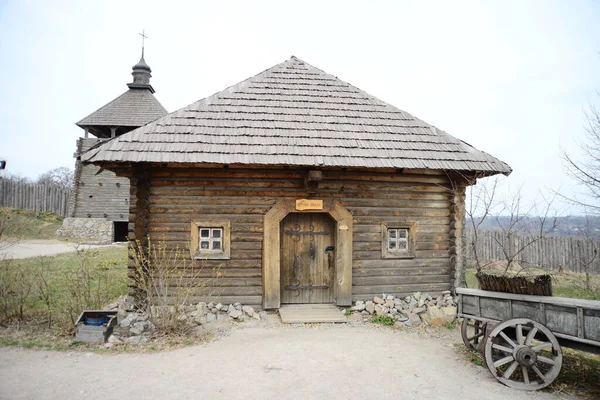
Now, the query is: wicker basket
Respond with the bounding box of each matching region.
[476,272,552,296]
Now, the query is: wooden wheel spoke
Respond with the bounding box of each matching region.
[522,366,530,384]
[468,332,484,341]
[532,365,545,380]
[499,331,517,348]
[503,361,519,380]
[537,356,555,365]
[493,355,514,368]
[531,342,552,352]
[525,327,538,345]
[516,324,524,345]
[491,343,513,353]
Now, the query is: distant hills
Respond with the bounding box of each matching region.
[467,215,600,237]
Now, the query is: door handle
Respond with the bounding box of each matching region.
[325,245,335,252]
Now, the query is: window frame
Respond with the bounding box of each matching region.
[190,220,231,260]
[381,221,416,259]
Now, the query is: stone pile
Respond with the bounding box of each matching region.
[104,297,261,346]
[346,291,457,327]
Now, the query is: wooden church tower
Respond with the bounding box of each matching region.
[58,48,167,242]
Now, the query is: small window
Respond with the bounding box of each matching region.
[191,220,230,260]
[381,222,415,259]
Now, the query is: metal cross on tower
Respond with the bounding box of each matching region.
[139,29,148,54]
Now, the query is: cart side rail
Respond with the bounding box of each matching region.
[456,288,600,347]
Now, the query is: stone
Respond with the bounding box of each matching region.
[217,314,230,321]
[206,313,217,322]
[417,297,426,308]
[374,305,385,316]
[125,336,148,345]
[396,315,408,322]
[361,311,369,315]
[229,310,243,319]
[404,296,411,303]
[407,312,422,327]
[413,307,426,314]
[407,297,418,311]
[442,290,451,295]
[355,300,365,306]
[394,299,403,307]
[365,301,375,314]
[103,343,113,349]
[234,302,241,307]
[373,296,385,305]
[427,306,445,319]
[130,322,145,335]
[442,306,457,316]
[107,335,122,344]
[252,312,260,320]
[413,292,422,301]
[211,308,218,314]
[145,321,156,332]
[386,295,394,301]
[120,318,132,328]
[207,302,214,308]
[242,305,255,317]
[137,314,148,322]
[384,300,395,309]
[351,303,366,311]
[227,304,236,313]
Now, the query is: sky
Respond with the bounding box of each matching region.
[1,0,599,213]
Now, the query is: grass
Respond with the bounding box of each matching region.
[1,208,64,240]
[371,315,394,325]
[465,266,600,300]
[0,245,128,330]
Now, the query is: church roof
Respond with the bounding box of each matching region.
[82,56,511,176]
[76,88,167,130]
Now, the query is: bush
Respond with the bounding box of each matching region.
[129,238,222,335]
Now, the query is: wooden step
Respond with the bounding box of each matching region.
[279,304,347,323]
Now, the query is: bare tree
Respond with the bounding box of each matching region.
[36,167,73,190]
[562,102,600,212]
[465,180,559,277]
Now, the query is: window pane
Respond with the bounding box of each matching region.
[200,241,209,249]
[212,241,221,250]
[389,229,397,238]
[212,229,222,238]
[399,229,407,239]
[388,240,396,249]
[200,229,210,238]
[398,240,407,250]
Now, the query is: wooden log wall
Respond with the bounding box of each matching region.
[71,138,130,221]
[0,179,71,217]
[465,229,600,274]
[121,165,459,308]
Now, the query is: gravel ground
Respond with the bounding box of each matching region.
[0,240,121,259]
[0,323,565,400]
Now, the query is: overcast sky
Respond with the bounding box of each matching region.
[1,0,599,212]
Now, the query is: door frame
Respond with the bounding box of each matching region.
[263,199,352,309]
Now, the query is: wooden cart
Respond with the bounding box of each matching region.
[456,287,600,390]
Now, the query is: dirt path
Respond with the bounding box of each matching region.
[0,325,562,400]
[0,240,121,260]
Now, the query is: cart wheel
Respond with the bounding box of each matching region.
[461,318,487,351]
[483,318,562,390]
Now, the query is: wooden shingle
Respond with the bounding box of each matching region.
[82,56,511,175]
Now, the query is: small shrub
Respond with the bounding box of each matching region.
[129,238,222,335]
[344,309,352,316]
[372,315,394,325]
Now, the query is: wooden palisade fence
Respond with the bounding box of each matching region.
[466,229,600,274]
[0,179,71,217]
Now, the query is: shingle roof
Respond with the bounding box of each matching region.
[76,88,168,128]
[82,56,511,175]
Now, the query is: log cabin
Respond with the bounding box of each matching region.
[82,56,511,310]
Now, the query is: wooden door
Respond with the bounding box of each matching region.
[280,213,335,304]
